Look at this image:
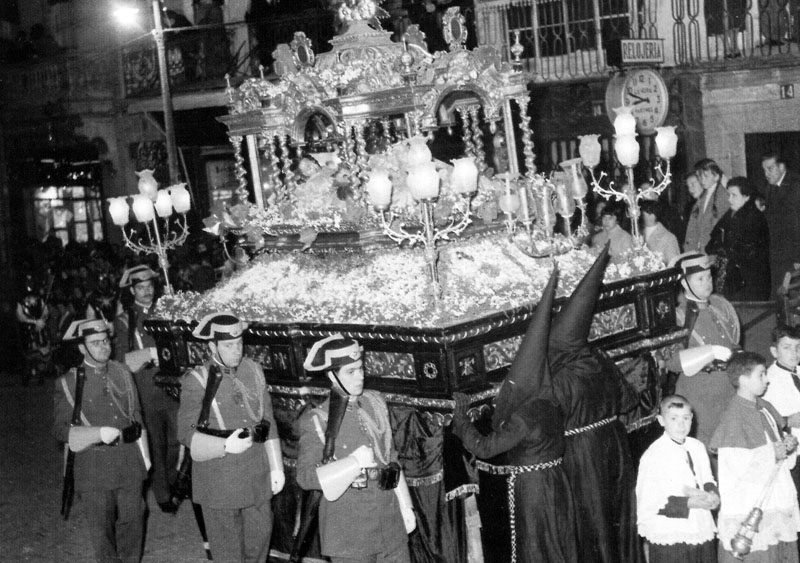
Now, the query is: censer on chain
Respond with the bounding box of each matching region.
[730,460,784,559]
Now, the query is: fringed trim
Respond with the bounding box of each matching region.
[445,483,480,501]
[626,414,657,433]
[476,457,563,475]
[405,471,443,487]
[564,416,617,437]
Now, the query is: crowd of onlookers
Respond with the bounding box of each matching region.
[588,151,798,302]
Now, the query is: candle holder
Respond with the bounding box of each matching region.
[108,170,191,296]
[578,110,677,247]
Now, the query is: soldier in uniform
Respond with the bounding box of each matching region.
[114,265,180,513]
[53,319,149,563]
[176,312,285,563]
[296,334,416,563]
[665,252,738,449]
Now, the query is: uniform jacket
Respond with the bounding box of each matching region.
[684,183,730,253]
[52,360,147,491]
[114,302,168,409]
[176,357,279,509]
[636,434,717,546]
[295,391,407,559]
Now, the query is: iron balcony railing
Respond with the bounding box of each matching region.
[475,0,800,83]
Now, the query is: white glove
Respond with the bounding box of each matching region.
[224,429,253,455]
[271,470,286,495]
[712,345,732,362]
[349,445,376,468]
[99,426,120,445]
[149,346,160,366]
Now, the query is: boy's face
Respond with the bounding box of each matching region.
[685,269,713,301]
[658,405,693,444]
[329,359,364,396]
[739,364,769,398]
[771,336,800,369]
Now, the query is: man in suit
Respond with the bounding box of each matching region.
[762,152,800,298]
[683,159,730,253]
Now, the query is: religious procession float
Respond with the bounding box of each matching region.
[139,2,685,560]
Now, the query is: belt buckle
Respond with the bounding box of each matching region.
[351,471,368,489]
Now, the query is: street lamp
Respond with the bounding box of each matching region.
[114,0,180,184]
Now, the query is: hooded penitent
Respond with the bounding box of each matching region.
[492,266,558,430]
[548,243,610,376]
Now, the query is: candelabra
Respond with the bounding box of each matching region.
[366,150,478,292]
[578,106,678,245]
[497,173,528,234]
[108,170,191,296]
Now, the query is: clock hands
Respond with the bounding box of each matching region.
[626,90,651,105]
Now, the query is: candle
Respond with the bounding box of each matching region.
[450,157,478,194]
[136,169,158,200]
[108,197,130,226]
[406,136,432,168]
[655,126,678,159]
[132,194,155,223]
[169,184,191,213]
[499,192,520,215]
[614,134,640,168]
[578,135,602,169]
[154,190,173,217]
[407,163,440,201]
[613,106,637,136]
[366,171,393,210]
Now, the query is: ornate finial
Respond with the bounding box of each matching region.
[259,65,265,80]
[511,31,524,71]
[443,8,468,52]
[400,39,416,84]
[225,73,235,104]
[337,0,386,24]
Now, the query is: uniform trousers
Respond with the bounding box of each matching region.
[330,542,411,563]
[79,487,145,563]
[143,400,180,504]
[203,500,273,563]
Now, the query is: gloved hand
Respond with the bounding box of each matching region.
[349,445,376,468]
[224,429,253,455]
[271,470,286,495]
[451,392,471,437]
[774,439,788,461]
[121,422,142,443]
[712,345,732,362]
[784,434,798,455]
[100,426,121,445]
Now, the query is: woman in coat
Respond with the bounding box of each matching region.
[706,176,771,301]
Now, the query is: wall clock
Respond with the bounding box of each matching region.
[605,68,669,135]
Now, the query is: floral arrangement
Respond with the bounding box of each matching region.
[154,233,666,328]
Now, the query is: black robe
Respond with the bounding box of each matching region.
[454,397,578,563]
[552,350,642,563]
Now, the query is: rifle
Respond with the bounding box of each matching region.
[61,365,86,520]
[172,364,224,561]
[289,390,350,563]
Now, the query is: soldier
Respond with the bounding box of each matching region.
[177,312,284,563]
[53,319,149,563]
[295,334,416,563]
[114,265,180,513]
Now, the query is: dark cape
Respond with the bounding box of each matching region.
[548,244,643,563]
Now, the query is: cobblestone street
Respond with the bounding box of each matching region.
[1,378,209,563]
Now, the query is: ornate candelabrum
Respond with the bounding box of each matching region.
[366,151,478,292]
[108,170,191,296]
[497,173,522,234]
[578,106,678,246]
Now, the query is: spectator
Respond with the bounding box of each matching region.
[684,159,730,253]
[592,200,634,260]
[706,176,771,301]
[762,151,800,298]
[641,199,680,265]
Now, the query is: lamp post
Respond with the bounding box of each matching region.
[115,1,180,183]
[108,171,191,296]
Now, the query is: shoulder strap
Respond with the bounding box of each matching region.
[61,366,90,426]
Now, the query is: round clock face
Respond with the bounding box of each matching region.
[620,69,669,135]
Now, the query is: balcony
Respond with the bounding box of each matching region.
[474,0,800,83]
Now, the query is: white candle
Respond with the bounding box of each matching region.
[169,184,191,213]
[108,197,130,226]
[613,106,637,137]
[154,190,173,217]
[655,126,678,159]
[132,194,155,223]
[614,134,640,168]
[407,163,440,201]
[450,158,478,194]
[136,169,158,200]
[578,135,602,169]
[366,171,393,210]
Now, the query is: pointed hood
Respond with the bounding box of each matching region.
[492,266,558,429]
[548,243,610,375]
